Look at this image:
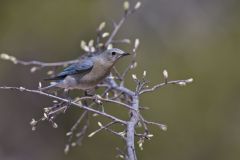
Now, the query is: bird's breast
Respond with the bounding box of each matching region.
[74,62,112,89]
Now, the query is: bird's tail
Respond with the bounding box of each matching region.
[39,82,58,91]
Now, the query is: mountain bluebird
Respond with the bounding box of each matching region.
[41,48,129,91]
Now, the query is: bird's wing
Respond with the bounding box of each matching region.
[44,59,94,81]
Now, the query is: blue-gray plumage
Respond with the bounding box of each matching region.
[41,48,129,91]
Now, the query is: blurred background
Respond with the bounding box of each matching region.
[0,0,240,159]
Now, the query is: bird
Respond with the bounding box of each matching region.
[40,48,129,91]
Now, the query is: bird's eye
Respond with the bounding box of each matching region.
[111,52,116,56]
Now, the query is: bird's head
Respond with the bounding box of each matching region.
[100,48,130,63]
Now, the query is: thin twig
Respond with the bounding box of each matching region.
[121,53,137,84]
[105,16,127,47]
[104,7,138,48]
[66,111,88,146]
[75,96,137,111]
[76,115,89,145]
[88,121,124,139]
[140,79,193,95]
[1,56,79,67]
[142,119,167,131]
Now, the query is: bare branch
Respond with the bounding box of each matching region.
[104,3,139,48]
[88,121,124,139]
[0,53,79,68]
[120,39,139,85]
[126,95,139,160]
[105,16,126,47]
[75,96,137,111]
[66,111,88,145]
[139,114,167,131]
[143,120,167,131]
[0,86,127,125]
[140,78,194,95]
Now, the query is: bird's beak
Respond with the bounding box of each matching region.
[122,52,130,56]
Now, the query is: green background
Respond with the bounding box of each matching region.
[0,0,240,159]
